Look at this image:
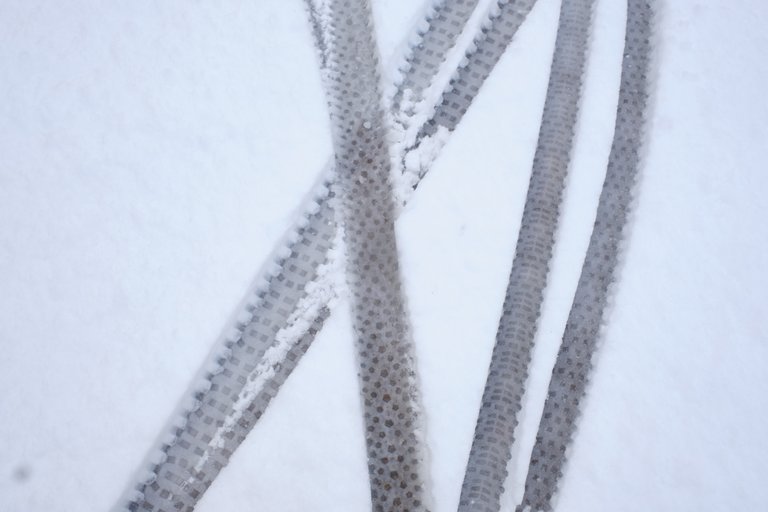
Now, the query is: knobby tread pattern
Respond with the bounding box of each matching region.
[138,308,330,512]
[518,2,653,510]
[323,1,428,510]
[131,203,335,512]
[419,0,539,139]
[119,2,538,510]
[458,1,596,511]
[392,0,481,114]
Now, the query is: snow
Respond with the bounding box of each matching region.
[1,1,767,511]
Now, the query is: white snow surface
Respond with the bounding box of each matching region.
[1,1,767,511]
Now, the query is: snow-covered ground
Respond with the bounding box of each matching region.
[1,1,766,511]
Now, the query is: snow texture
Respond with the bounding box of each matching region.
[1,1,767,511]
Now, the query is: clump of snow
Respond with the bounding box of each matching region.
[276,234,346,347]
[194,330,295,472]
[394,125,451,207]
[194,231,346,475]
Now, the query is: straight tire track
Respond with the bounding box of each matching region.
[391,0,481,116]
[418,0,539,140]
[405,0,539,184]
[321,1,429,509]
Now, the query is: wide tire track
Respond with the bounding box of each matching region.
[321,1,429,509]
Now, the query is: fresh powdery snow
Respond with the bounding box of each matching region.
[1,1,767,511]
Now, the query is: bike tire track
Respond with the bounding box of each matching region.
[404,0,539,186]
[458,1,595,510]
[391,0,482,117]
[518,1,653,510]
[118,3,474,510]
[417,0,538,138]
[321,1,429,509]
[119,2,538,510]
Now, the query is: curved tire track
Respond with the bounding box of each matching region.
[459,0,596,510]
[518,1,653,510]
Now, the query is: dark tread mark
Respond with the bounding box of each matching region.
[323,1,428,510]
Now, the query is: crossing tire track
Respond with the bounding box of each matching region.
[321,1,429,509]
[118,2,539,510]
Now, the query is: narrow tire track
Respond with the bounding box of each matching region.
[518,1,653,510]
[405,0,539,185]
[417,0,539,140]
[459,1,596,510]
[391,0,482,116]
